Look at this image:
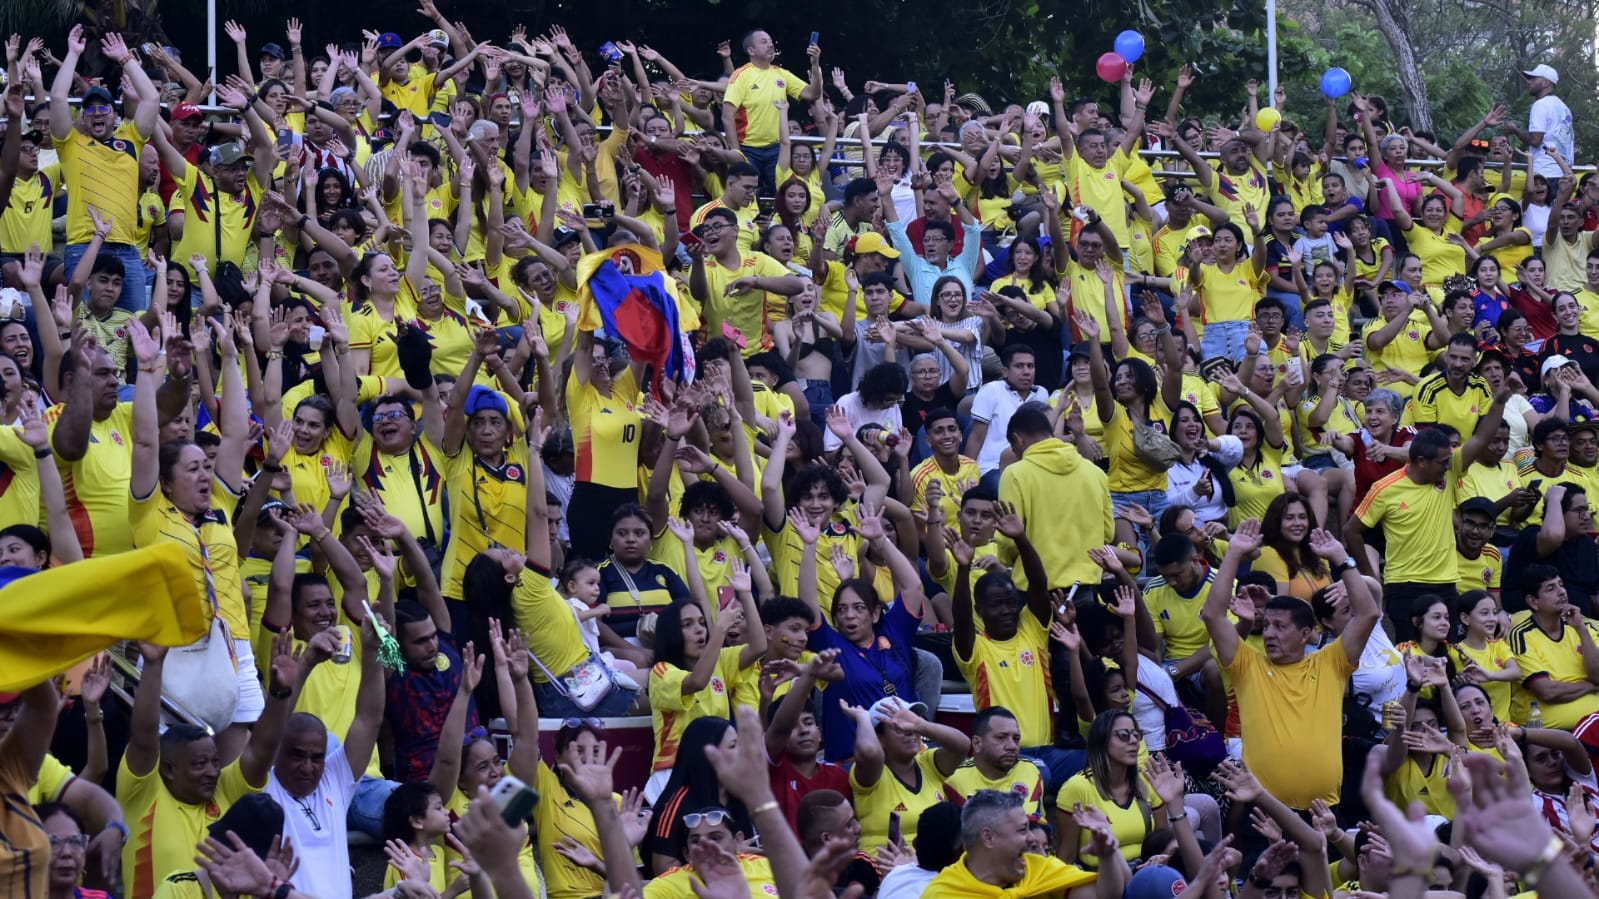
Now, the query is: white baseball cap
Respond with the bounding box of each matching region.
[1522,64,1560,85]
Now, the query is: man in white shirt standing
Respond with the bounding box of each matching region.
[265,622,384,899]
[1511,64,1574,179]
[965,346,1047,491]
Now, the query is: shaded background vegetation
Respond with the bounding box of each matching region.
[4,0,1593,153]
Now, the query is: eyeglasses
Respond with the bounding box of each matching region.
[82,104,113,116]
[698,223,729,236]
[1111,728,1143,743]
[1573,505,1594,517]
[49,834,90,851]
[372,410,411,423]
[683,809,730,828]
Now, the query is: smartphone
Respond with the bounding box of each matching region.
[680,232,706,252]
[888,812,902,846]
[717,585,737,611]
[906,81,917,95]
[721,320,748,350]
[307,324,326,346]
[488,775,540,826]
[1530,478,1544,491]
[809,31,819,46]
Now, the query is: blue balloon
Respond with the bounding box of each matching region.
[1321,67,1352,99]
[1113,30,1145,64]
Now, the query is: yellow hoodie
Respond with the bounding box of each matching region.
[999,437,1114,591]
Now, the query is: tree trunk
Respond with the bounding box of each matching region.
[1363,0,1434,132]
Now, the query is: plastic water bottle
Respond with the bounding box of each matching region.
[1528,700,1544,729]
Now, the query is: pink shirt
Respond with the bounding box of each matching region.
[1372,160,1424,220]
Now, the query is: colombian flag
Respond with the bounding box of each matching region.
[575,245,699,394]
[0,544,208,693]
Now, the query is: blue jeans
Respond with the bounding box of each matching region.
[1267,288,1305,331]
[64,242,148,313]
[1022,745,1086,804]
[740,144,781,196]
[347,775,400,840]
[1200,320,1250,361]
[533,678,640,718]
[1113,489,1169,557]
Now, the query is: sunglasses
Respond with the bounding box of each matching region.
[683,809,730,828]
[82,104,114,116]
[562,717,604,730]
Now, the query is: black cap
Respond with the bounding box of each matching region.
[552,226,582,247]
[1457,497,1499,519]
[81,86,115,106]
[259,42,289,60]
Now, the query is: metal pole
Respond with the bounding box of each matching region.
[207,0,217,104]
[1266,0,1279,101]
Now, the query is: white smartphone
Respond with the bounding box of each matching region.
[308,324,326,345]
[488,774,540,825]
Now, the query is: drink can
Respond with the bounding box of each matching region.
[331,625,353,664]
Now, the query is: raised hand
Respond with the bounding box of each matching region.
[992,500,1027,540]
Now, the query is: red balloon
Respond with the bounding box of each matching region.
[1096,52,1128,83]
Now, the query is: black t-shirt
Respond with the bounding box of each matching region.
[903,381,961,439]
[1006,324,1065,392]
[1542,334,1599,388]
[1502,525,1599,617]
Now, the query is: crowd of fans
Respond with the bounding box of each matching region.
[2,10,1599,899]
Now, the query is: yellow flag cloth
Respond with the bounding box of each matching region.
[0,544,207,692]
[923,853,1097,899]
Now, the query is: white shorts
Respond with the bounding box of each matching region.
[645,769,672,806]
[231,638,264,724]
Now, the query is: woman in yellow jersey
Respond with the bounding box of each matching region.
[432,632,553,897]
[128,313,260,749]
[989,236,1060,315]
[1220,373,1289,528]
[347,248,425,378]
[1188,221,1269,360]
[645,518,765,797]
[1455,591,1519,721]
[760,218,812,275]
[1050,350,1106,454]
[845,695,971,853]
[411,275,478,382]
[1346,214,1394,295]
[566,330,647,560]
[1084,317,1181,551]
[1253,493,1333,602]
[776,100,836,227]
[1387,179,1467,294]
[271,393,353,525]
[1471,196,1535,273]
[1055,710,1165,868]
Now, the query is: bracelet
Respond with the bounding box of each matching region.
[749,800,780,818]
[102,820,127,843]
[138,365,162,373]
[297,214,310,231]
[1523,833,1567,888]
[33,447,51,459]
[268,684,293,701]
[312,530,332,542]
[84,713,104,724]
[261,462,285,473]
[265,350,284,360]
